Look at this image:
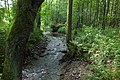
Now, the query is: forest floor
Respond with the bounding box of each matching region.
[60,60,91,80]
[22,32,90,80]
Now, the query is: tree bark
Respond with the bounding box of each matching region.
[89,0,92,25]
[81,0,84,26]
[102,0,106,29]
[94,0,100,26]
[76,0,81,28]
[1,0,44,80]
[36,7,41,28]
[106,0,110,16]
[66,0,73,43]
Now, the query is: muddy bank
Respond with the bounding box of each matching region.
[24,37,48,65]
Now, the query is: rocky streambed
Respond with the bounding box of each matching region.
[22,33,67,80]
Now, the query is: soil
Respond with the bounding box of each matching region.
[24,37,48,65]
[60,60,91,80]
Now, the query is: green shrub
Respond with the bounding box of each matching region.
[58,26,66,34]
[28,27,44,54]
[72,26,120,80]
[29,27,43,43]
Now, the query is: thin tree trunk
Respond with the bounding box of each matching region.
[89,0,92,25]
[76,0,81,28]
[1,0,44,80]
[105,0,110,26]
[94,0,100,26]
[81,0,84,25]
[37,7,41,28]
[114,0,119,27]
[66,0,73,43]
[102,0,106,29]
[110,0,114,16]
[106,0,110,16]
[86,1,89,25]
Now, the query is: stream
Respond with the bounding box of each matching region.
[22,33,67,80]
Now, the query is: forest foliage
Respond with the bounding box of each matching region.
[72,27,120,79]
[0,0,120,80]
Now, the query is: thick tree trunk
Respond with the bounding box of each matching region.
[66,0,73,43]
[1,0,44,80]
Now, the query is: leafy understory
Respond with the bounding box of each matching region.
[71,27,120,80]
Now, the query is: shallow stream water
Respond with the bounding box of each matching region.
[22,33,67,80]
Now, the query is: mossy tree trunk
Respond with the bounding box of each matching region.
[1,0,44,80]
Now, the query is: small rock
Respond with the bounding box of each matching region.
[40,53,48,57]
[72,70,76,75]
[60,50,67,53]
[78,74,81,77]
[71,73,75,77]
[75,76,80,79]
[34,54,39,59]
[57,43,60,46]
[41,71,47,74]
[57,69,66,76]
[22,71,27,75]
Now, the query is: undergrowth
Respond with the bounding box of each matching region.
[58,24,66,34]
[29,27,43,43]
[28,27,44,56]
[0,27,7,73]
[71,26,120,80]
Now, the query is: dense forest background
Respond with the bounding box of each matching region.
[0,0,120,80]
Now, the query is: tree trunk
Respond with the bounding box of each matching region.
[102,0,106,29]
[106,0,110,16]
[94,0,100,26]
[81,0,84,26]
[86,1,89,25]
[89,0,92,25]
[110,0,114,16]
[105,0,110,26]
[66,0,73,43]
[114,0,119,27]
[76,0,81,28]
[1,0,44,80]
[37,7,41,28]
